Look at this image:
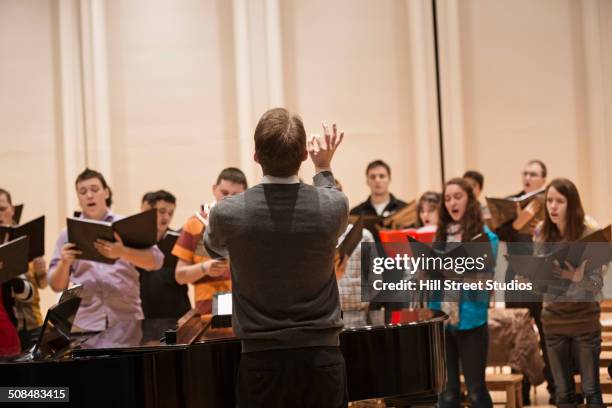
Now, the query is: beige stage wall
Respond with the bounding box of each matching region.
[0,0,610,315]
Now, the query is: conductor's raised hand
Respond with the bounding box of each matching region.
[308,122,344,171]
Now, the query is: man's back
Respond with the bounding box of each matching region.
[208,109,349,407]
[207,172,348,352]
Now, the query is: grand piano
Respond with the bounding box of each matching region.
[0,302,447,408]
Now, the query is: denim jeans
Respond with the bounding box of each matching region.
[545,330,603,408]
[439,324,492,408]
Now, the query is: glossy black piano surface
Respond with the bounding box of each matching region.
[0,309,447,408]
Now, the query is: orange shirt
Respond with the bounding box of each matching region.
[172,211,231,313]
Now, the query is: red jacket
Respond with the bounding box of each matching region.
[0,288,20,356]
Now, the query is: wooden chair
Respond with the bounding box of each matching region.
[600,351,612,368]
[461,373,524,408]
[600,300,612,314]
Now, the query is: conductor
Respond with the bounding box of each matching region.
[205,108,349,407]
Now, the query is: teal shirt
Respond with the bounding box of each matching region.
[430,226,499,331]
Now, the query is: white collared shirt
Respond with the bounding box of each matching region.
[261,175,301,184]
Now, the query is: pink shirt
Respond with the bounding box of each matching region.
[47,212,164,331]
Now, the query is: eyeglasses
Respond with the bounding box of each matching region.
[522,171,542,178]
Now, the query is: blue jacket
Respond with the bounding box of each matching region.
[430,226,499,331]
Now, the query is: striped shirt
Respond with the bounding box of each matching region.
[172,210,231,313]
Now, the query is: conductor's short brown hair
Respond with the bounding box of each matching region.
[254,108,306,177]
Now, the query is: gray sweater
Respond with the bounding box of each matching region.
[205,171,349,352]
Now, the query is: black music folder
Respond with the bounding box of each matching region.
[505,246,569,282]
[504,226,611,282]
[67,209,157,264]
[0,236,29,283]
[0,216,45,261]
[485,189,544,231]
[581,224,611,242]
[566,225,612,270]
[157,229,180,269]
[12,204,24,225]
[337,216,364,259]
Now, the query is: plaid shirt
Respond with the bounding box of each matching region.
[13,264,45,331]
[337,225,375,313]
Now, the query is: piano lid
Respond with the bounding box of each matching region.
[31,296,82,361]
